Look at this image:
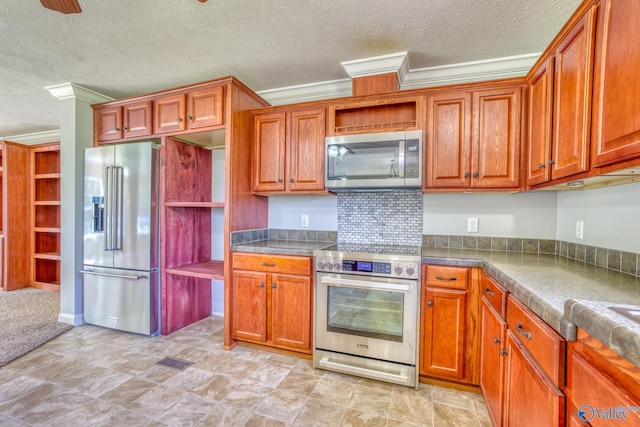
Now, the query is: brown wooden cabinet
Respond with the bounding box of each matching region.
[479,273,507,427]
[567,330,640,426]
[155,85,224,134]
[591,0,640,168]
[231,253,313,354]
[252,108,326,194]
[420,265,481,384]
[425,84,522,190]
[503,295,566,427]
[527,8,596,186]
[30,143,61,291]
[95,100,153,143]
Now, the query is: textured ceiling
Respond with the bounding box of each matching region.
[0,0,581,138]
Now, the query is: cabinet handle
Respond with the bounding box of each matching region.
[261,262,276,267]
[547,160,555,166]
[464,172,470,178]
[473,172,479,178]
[277,178,283,183]
[484,288,494,296]
[538,163,545,169]
[289,178,294,183]
[427,300,433,307]
[435,275,457,281]
[115,127,120,131]
[515,322,532,340]
[259,283,265,288]
[178,117,183,122]
[272,284,277,289]
[493,337,501,344]
[123,126,128,131]
[500,349,509,356]
[188,115,193,121]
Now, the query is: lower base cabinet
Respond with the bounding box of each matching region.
[480,299,507,426]
[231,253,313,354]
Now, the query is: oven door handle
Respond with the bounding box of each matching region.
[320,276,411,292]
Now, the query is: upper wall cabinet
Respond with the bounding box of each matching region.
[252,108,326,194]
[155,86,224,134]
[527,7,596,186]
[591,0,640,168]
[425,85,522,191]
[93,82,225,145]
[95,100,153,143]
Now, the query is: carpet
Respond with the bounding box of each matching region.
[0,288,73,367]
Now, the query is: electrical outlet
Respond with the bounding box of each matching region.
[301,214,309,228]
[467,218,479,233]
[576,221,584,239]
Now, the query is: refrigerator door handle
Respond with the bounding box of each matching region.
[103,166,112,251]
[81,269,148,280]
[113,166,124,251]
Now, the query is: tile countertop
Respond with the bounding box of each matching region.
[422,248,640,367]
[231,239,335,256]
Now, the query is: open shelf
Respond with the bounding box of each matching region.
[331,99,418,135]
[164,201,224,208]
[166,260,225,280]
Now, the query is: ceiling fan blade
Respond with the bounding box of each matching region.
[40,0,82,14]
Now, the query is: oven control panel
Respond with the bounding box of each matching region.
[315,257,419,279]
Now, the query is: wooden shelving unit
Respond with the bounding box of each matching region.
[30,143,61,291]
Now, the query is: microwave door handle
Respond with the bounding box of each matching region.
[320,276,411,292]
[399,140,405,178]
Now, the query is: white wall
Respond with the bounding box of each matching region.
[423,192,558,238]
[556,181,640,252]
[268,195,338,230]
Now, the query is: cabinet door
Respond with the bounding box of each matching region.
[253,112,286,192]
[425,92,471,188]
[123,100,153,139]
[480,300,507,427]
[95,106,122,142]
[552,9,596,180]
[420,288,467,380]
[527,57,554,186]
[155,94,186,134]
[186,86,224,130]
[503,330,565,427]
[271,273,312,353]
[591,0,640,167]
[287,109,326,192]
[472,87,522,188]
[231,270,267,343]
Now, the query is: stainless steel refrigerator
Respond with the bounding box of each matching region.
[82,141,160,335]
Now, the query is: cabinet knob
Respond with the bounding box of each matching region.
[500,349,509,356]
[188,115,193,121]
[123,126,129,131]
[473,172,479,178]
[272,284,277,289]
[115,127,120,131]
[538,163,545,169]
[259,283,265,288]
[427,300,433,307]
[464,172,470,178]
[289,178,294,183]
[547,160,555,166]
[277,178,283,183]
[493,337,501,344]
[178,117,183,122]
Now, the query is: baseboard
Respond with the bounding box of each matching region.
[58,312,84,326]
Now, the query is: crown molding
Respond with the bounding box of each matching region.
[0,129,61,145]
[400,53,540,89]
[341,51,409,79]
[45,82,113,104]
[258,53,540,105]
[257,79,352,106]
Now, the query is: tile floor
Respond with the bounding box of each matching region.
[0,316,491,426]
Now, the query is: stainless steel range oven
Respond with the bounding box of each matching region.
[313,244,421,388]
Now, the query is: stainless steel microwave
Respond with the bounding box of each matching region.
[325,130,422,191]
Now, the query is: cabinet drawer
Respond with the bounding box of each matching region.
[425,265,468,290]
[232,253,311,275]
[570,352,640,426]
[481,273,506,317]
[506,295,565,386]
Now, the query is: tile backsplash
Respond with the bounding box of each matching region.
[337,190,422,246]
